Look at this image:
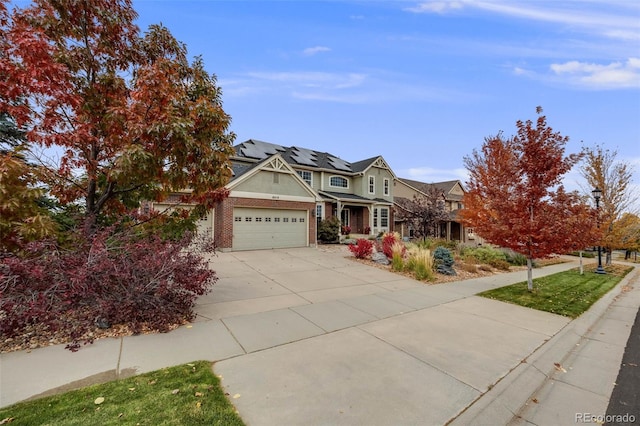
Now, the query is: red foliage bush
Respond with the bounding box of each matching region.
[348,238,374,259]
[381,233,406,259]
[0,226,217,351]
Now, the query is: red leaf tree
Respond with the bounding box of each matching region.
[0,0,234,225]
[460,108,600,290]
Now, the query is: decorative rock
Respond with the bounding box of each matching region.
[372,252,390,265]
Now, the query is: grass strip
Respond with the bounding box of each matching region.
[0,361,245,426]
[479,264,634,318]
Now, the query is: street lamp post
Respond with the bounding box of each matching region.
[592,187,606,274]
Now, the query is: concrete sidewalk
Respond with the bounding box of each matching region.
[1,248,638,426]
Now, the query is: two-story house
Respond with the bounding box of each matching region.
[152,139,396,251]
[393,178,477,244]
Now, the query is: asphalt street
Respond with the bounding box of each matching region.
[605,306,640,426]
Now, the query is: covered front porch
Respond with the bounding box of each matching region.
[319,191,393,237]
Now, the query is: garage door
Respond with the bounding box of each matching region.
[233,207,308,250]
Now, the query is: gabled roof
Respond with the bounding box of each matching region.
[397,178,465,201]
[233,139,391,176]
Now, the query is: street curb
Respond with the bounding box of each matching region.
[450,265,640,426]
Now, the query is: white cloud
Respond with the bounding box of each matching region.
[246,71,366,90]
[404,1,640,42]
[302,46,331,56]
[403,166,470,184]
[404,1,463,14]
[550,58,640,89]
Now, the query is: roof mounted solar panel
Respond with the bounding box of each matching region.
[240,140,285,160]
[291,147,318,167]
[328,156,351,172]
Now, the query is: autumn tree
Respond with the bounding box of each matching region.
[580,145,638,264]
[460,107,600,290]
[0,0,233,350]
[610,213,640,260]
[395,186,449,241]
[0,147,57,251]
[0,0,234,227]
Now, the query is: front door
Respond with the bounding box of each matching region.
[340,208,350,227]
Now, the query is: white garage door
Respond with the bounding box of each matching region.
[233,207,308,250]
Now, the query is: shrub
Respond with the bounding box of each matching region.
[405,247,434,281]
[461,246,507,265]
[387,240,405,271]
[460,262,478,273]
[489,259,511,271]
[0,226,216,351]
[381,232,405,259]
[433,246,454,267]
[478,264,493,272]
[501,249,528,266]
[341,225,351,236]
[433,246,456,275]
[318,216,340,242]
[348,238,374,259]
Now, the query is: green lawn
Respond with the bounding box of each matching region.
[479,265,634,318]
[0,361,245,426]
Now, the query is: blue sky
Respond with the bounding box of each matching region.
[46,1,640,197]
[133,0,640,195]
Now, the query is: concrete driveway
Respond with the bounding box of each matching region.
[199,247,577,425]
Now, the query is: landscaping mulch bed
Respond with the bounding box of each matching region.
[321,243,566,285]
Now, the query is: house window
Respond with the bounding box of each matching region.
[380,208,389,227]
[300,217,305,223]
[274,217,280,222]
[329,176,348,188]
[256,217,262,222]
[383,178,390,196]
[297,170,312,186]
[283,217,289,223]
[368,176,375,194]
[234,216,242,222]
[373,208,378,227]
[292,218,297,223]
[265,217,272,222]
[245,217,252,222]
[457,202,463,210]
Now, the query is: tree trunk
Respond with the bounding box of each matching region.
[606,249,612,265]
[527,257,534,291]
[579,251,583,275]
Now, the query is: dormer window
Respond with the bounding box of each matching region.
[330,176,349,188]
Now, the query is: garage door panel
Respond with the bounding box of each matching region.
[233,208,307,250]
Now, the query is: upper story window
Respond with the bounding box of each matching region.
[330,176,349,188]
[368,176,375,194]
[297,170,312,186]
[383,178,390,196]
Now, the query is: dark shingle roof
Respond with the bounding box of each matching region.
[234,139,382,174]
[398,178,464,196]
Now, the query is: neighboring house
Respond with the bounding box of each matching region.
[393,178,480,244]
[154,139,396,251]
